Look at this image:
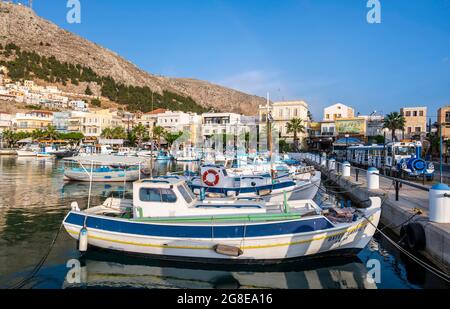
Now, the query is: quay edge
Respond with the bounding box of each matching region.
[296,154,450,274]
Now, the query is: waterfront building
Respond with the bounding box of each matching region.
[259,100,309,146]
[53,112,71,133]
[323,103,355,121]
[360,113,386,141]
[156,110,193,133]
[0,112,12,132]
[400,106,427,139]
[68,109,122,138]
[14,111,54,133]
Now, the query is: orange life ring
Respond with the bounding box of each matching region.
[202,169,220,187]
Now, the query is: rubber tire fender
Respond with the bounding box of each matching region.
[402,223,426,251]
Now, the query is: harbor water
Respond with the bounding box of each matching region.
[0,156,448,289]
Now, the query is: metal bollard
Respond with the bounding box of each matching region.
[343,161,351,177]
[367,167,380,190]
[429,183,450,223]
[329,159,336,171]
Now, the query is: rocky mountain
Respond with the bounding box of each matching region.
[0,2,266,114]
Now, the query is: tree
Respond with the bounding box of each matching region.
[85,85,93,96]
[111,127,127,140]
[286,118,306,151]
[43,125,60,141]
[384,112,406,142]
[164,131,183,148]
[2,130,15,148]
[132,123,149,147]
[100,127,113,139]
[152,126,166,149]
[31,129,45,141]
[91,98,101,107]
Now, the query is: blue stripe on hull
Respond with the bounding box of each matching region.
[65,213,334,239]
[189,181,296,195]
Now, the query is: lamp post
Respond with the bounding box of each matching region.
[345,134,350,161]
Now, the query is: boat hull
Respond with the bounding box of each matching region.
[16,150,37,157]
[64,169,141,182]
[63,202,380,264]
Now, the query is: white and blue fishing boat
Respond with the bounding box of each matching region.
[62,178,381,264]
[63,155,148,182]
[184,165,321,202]
[156,150,173,161]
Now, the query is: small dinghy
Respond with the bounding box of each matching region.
[186,165,321,202]
[63,155,148,182]
[62,178,381,264]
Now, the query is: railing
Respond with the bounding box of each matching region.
[295,153,430,203]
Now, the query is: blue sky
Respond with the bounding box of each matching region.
[32,0,450,121]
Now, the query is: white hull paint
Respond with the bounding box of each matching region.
[64,170,141,182]
[63,202,380,263]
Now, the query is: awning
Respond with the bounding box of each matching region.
[334,137,363,145]
[17,138,33,144]
[64,155,148,166]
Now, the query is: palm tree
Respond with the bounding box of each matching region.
[132,123,149,147]
[43,125,60,141]
[152,126,166,149]
[100,128,114,139]
[2,130,15,148]
[384,112,406,142]
[286,118,306,151]
[111,127,127,140]
[31,129,45,142]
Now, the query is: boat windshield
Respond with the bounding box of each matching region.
[394,146,415,156]
[178,183,196,204]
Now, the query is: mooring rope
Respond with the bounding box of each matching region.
[361,214,450,283]
[9,223,64,289]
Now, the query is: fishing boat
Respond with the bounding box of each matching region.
[63,155,148,182]
[155,150,173,161]
[174,147,200,162]
[184,165,321,202]
[62,178,381,264]
[16,144,40,157]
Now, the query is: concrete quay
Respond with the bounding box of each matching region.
[291,153,450,274]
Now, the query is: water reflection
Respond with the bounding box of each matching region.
[0,155,448,289]
[64,251,377,289]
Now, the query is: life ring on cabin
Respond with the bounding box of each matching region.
[202,169,220,187]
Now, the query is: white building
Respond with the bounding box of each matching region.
[259,100,310,145]
[69,100,89,111]
[201,112,244,137]
[0,112,12,132]
[323,103,355,121]
[155,111,192,133]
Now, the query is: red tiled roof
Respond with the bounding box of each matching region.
[145,108,167,115]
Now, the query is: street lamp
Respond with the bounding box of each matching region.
[345,134,350,161]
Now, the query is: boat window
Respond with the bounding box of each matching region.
[160,189,177,203]
[140,188,162,202]
[222,169,228,176]
[178,184,194,204]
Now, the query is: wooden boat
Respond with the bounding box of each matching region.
[63,155,148,182]
[62,178,381,264]
[185,165,321,202]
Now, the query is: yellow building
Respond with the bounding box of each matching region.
[14,111,54,133]
[400,107,427,138]
[68,109,123,137]
[438,106,450,142]
[259,100,309,145]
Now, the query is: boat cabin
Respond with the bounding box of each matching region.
[132,178,267,219]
